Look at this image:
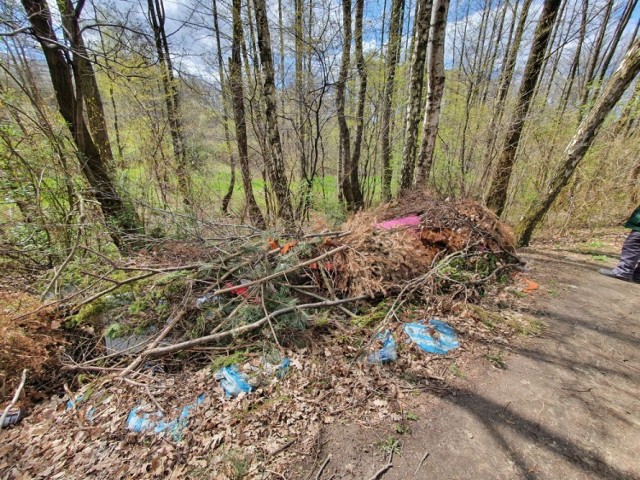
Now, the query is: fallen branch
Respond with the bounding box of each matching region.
[367,463,393,480]
[413,451,430,475]
[132,296,367,360]
[120,305,189,377]
[211,245,348,296]
[315,454,331,480]
[74,263,202,311]
[291,287,357,318]
[0,369,26,430]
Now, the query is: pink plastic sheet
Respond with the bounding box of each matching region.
[374,215,421,230]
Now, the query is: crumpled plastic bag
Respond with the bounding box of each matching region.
[367,330,397,363]
[403,319,459,355]
[126,393,205,441]
[214,365,252,397]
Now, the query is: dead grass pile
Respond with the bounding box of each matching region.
[330,191,517,297]
[329,211,433,297]
[0,290,63,402]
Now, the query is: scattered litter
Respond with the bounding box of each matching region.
[1,408,23,427]
[277,357,290,378]
[85,407,97,422]
[66,394,84,410]
[224,280,251,298]
[126,393,205,440]
[105,332,152,354]
[195,294,221,309]
[214,365,252,397]
[404,319,460,355]
[375,215,421,231]
[522,279,539,294]
[367,330,397,363]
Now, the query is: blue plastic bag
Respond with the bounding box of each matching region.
[277,357,291,378]
[126,393,205,441]
[367,330,397,363]
[404,319,459,355]
[214,365,252,397]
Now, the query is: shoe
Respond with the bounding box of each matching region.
[598,269,634,283]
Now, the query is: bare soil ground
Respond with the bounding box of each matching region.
[309,242,640,479]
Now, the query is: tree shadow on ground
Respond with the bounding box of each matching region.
[440,384,636,480]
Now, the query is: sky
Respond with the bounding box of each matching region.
[4,0,640,88]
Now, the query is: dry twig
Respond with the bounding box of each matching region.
[315,454,331,480]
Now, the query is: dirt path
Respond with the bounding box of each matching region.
[312,247,640,479]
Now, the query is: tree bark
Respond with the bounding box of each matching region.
[57,0,114,166]
[591,0,638,101]
[212,0,236,214]
[147,0,191,206]
[380,0,405,201]
[485,0,561,216]
[516,38,640,246]
[253,0,295,226]
[229,0,265,228]
[20,0,141,248]
[399,0,432,191]
[479,0,508,105]
[558,0,588,116]
[336,0,354,209]
[415,0,449,184]
[483,0,532,167]
[578,0,613,114]
[348,0,366,209]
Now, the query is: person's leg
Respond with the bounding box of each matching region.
[612,230,640,279]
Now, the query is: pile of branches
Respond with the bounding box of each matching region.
[330,190,518,297]
[30,193,520,377]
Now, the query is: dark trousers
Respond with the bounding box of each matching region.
[613,230,640,279]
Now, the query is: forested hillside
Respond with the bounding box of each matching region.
[1,2,640,477]
[1,0,639,259]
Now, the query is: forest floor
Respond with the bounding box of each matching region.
[303,239,640,480]
[1,233,639,479]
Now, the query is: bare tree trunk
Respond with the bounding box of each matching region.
[380,0,406,201]
[536,0,568,105]
[295,0,308,199]
[558,0,588,116]
[483,0,532,167]
[399,0,432,191]
[229,0,265,228]
[253,0,295,226]
[415,0,450,184]
[20,0,141,249]
[479,0,508,105]
[579,0,613,114]
[516,38,640,246]
[485,0,561,216]
[336,0,355,209]
[457,0,470,72]
[57,0,114,165]
[212,0,236,214]
[278,0,285,112]
[591,0,638,101]
[147,0,191,206]
[348,0,366,209]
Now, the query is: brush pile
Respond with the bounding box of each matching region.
[2,191,519,388]
[0,191,529,479]
[327,190,516,297]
